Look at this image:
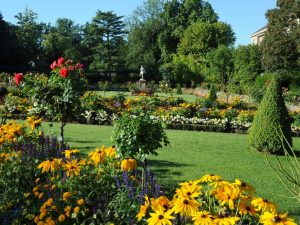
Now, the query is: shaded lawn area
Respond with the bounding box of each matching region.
[41,122,300,221]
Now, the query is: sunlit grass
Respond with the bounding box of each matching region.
[96,90,199,102]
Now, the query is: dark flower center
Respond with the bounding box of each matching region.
[263,199,268,202]
[187,192,192,196]
[274,216,281,223]
[241,182,246,187]
[183,199,189,205]
[246,206,251,211]
[209,174,215,176]
[158,215,164,220]
[201,214,207,218]
[163,204,168,210]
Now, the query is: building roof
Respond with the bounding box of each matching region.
[250,25,268,37]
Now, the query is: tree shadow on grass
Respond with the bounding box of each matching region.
[147,159,190,179]
[65,138,101,144]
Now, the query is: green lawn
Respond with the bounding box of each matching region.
[97,90,199,102]
[40,121,300,220]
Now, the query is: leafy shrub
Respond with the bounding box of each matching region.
[159,80,172,94]
[98,80,110,92]
[113,113,169,161]
[176,83,183,94]
[249,76,292,154]
[202,85,218,108]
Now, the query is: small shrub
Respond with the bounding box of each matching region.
[249,75,292,154]
[113,113,169,161]
[176,83,183,94]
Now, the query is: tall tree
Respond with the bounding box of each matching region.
[43,18,83,63]
[14,8,44,68]
[261,0,300,72]
[88,11,127,76]
[205,45,234,91]
[232,44,262,93]
[158,0,218,63]
[170,21,235,85]
[0,14,23,70]
[126,18,163,80]
[125,0,165,80]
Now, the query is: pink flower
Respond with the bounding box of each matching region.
[59,68,69,78]
[14,73,23,85]
[68,65,74,71]
[50,61,57,70]
[75,63,83,70]
[57,57,65,66]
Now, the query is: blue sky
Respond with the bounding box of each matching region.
[0,0,276,46]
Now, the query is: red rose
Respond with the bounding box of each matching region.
[57,57,65,66]
[59,68,69,78]
[14,73,23,85]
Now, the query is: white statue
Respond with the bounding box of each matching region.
[140,65,146,80]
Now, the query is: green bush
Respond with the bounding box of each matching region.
[113,113,169,161]
[249,75,292,154]
[203,84,218,108]
[176,83,183,94]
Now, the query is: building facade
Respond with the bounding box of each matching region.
[250,25,268,44]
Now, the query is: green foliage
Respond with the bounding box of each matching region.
[205,45,234,91]
[98,80,110,92]
[176,83,182,94]
[248,72,275,104]
[43,18,83,62]
[249,76,292,154]
[113,113,169,161]
[232,44,262,93]
[84,11,127,75]
[261,0,300,72]
[158,79,172,94]
[158,0,218,63]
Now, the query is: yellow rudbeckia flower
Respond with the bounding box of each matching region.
[147,209,174,225]
[259,212,297,225]
[37,158,62,173]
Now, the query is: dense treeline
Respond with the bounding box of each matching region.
[1,0,300,95]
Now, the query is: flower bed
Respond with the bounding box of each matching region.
[2,70,300,134]
[0,120,298,224]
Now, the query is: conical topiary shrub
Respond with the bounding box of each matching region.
[249,75,292,154]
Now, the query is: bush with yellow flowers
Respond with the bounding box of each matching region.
[0,119,65,224]
[17,144,162,225]
[137,174,297,225]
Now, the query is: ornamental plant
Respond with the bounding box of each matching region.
[249,75,292,154]
[113,113,169,162]
[28,57,87,146]
[137,174,297,225]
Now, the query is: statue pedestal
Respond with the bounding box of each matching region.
[138,79,147,91]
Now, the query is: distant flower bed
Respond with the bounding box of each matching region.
[2,79,300,134]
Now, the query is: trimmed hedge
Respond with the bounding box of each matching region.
[249,75,292,154]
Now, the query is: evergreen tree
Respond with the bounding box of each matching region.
[249,75,292,154]
[87,11,127,76]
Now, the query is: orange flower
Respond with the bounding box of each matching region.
[121,158,137,171]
